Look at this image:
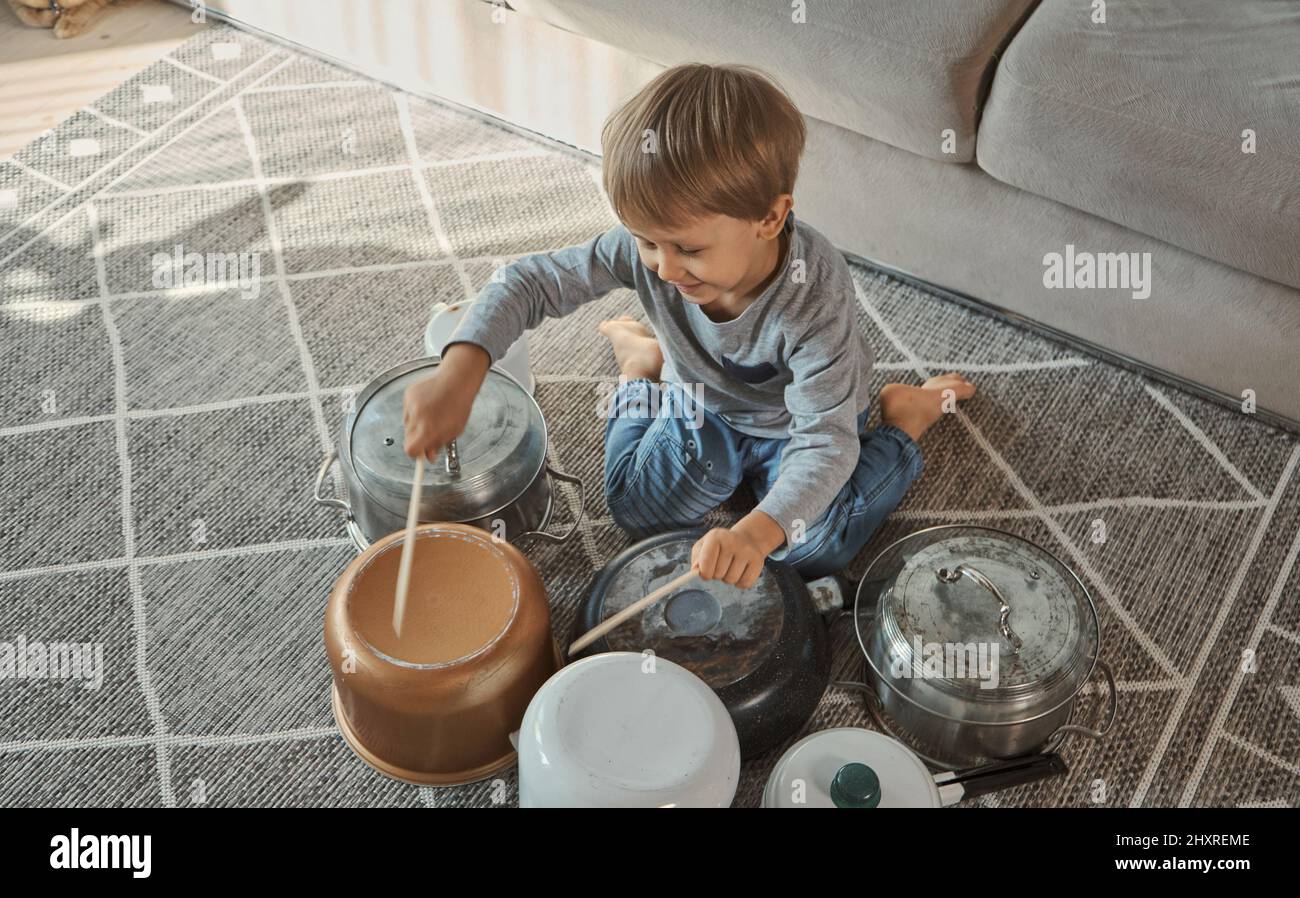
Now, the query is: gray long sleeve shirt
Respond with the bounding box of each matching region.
[443,209,876,549]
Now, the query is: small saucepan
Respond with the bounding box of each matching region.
[763,727,1067,808]
[571,528,838,759]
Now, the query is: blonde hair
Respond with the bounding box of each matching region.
[600,63,806,230]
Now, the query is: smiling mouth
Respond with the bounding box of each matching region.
[673,280,702,289]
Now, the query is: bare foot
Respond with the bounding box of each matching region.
[597,315,664,381]
[879,372,977,442]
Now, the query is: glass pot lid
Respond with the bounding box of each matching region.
[347,359,547,521]
[856,525,1099,705]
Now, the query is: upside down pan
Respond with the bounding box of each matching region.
[571,528,836,759]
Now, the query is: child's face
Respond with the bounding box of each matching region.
[624,207,786,308]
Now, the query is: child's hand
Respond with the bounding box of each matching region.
[690,526,766,589]
[402,343,490,462]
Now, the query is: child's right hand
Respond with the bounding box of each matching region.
[402,343,491,462]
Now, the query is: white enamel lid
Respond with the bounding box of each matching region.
[517,652,740,808]
[762,728,940,808]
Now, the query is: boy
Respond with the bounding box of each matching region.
[403,63,975,588]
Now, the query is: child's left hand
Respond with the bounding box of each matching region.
[690,526,766,589]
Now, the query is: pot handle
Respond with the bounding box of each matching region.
[936,564,1023,652]
[1048,658,1118,742]
[313,449,351,514]
[832,679,895,738]
[514,466,586,545]
[805,574,845,615]
[934,753,1069,804]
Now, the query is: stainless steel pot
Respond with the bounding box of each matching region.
[851,525,1117,769]
[312,357,584,551]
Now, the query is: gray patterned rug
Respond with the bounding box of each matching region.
[1,23,1297,808]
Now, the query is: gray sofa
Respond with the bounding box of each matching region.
[505,0,1300,428]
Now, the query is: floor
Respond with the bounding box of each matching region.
[0,0,203,161]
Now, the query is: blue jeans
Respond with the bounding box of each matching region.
[603,378,923,579]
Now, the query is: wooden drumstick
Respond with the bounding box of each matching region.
[392,455,425,638]
[568,567,701,656]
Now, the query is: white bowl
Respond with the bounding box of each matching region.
[516,652,741,808]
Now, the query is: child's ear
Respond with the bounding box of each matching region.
[759,204,788,239]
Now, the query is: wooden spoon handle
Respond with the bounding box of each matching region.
[568,568,700,656]
[392,455,425,638]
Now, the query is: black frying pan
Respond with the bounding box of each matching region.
[571,528,831,760]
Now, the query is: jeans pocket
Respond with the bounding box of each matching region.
[663,434,734,504]
[660,439,733,517]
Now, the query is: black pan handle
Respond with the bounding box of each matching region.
[935,753,1068,801]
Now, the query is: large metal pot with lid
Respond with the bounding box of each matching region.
[852,524,1117,769]
[313,357,584,551]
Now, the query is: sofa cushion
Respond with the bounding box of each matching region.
[507,0,1038,162]
[800,114,1300,424]
[977,0,1300,290]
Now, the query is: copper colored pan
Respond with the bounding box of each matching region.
[324,522,557,785]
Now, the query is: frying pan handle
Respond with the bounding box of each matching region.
[1047,658,1118,742]
[313,449,351,514]
[514,467,586,545]
[935,753,1068,803]
[936,563,1023,652]
[805,575,845,614]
